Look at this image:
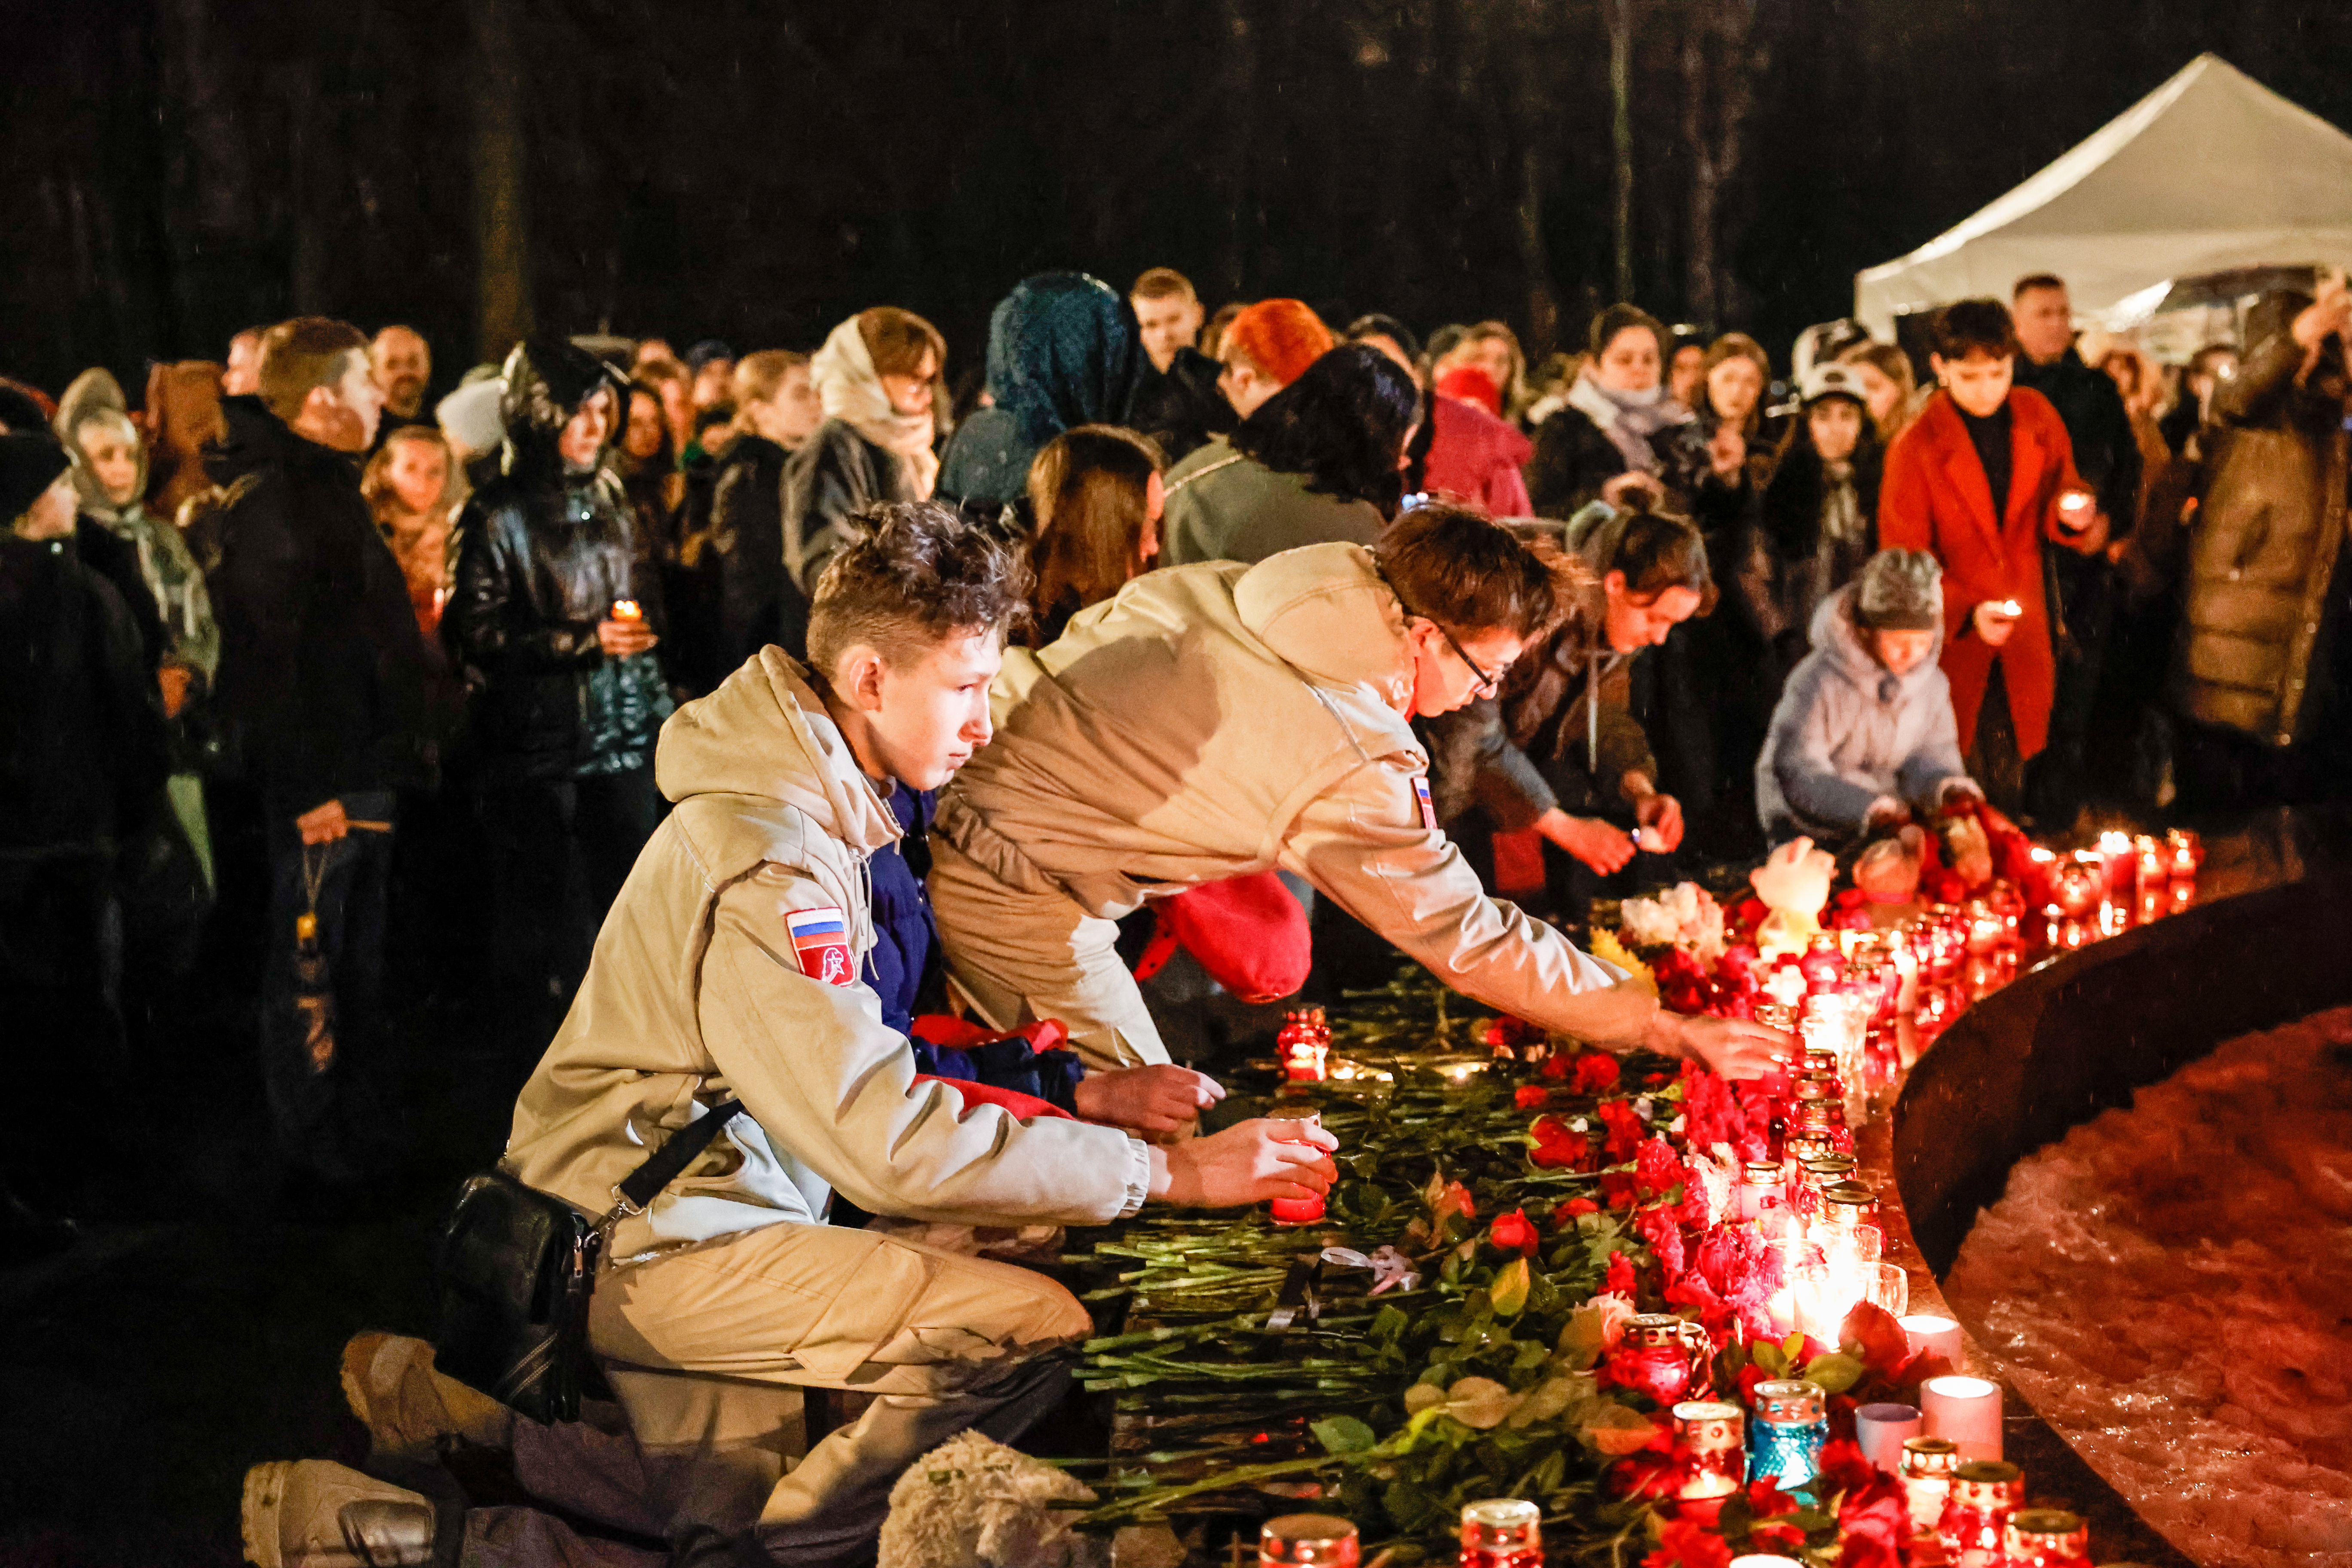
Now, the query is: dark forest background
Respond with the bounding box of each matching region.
[7,0,2351,400]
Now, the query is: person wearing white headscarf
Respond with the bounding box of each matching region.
[775,308,948,656]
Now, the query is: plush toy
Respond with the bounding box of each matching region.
[1749,836,1836,958]
[877,1431,1182,1568]
[1854,825,1927,905]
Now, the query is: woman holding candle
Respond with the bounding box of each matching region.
[444,340,675,1051]
[1878,300,2103,822]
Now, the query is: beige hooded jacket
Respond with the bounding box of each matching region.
[504,649,1153,1259]
[934,542,1658,1048]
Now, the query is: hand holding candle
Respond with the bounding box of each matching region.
[1264,1107,1337,1224]
[1972,599,2021,648]
[598,598,659,656]
[1150,1113,1336,1213]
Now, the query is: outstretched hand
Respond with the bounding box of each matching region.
[1645,1011,1793,1081]
[1073,1063,1225,1136]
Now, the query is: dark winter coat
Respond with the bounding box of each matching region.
[2165,312,2349,747]
[0,534,168,852]
[779,420,918,639]
[1127,347,1234,464]
[72,516,164,674]
[2013,348,2141,533]
[445,468,673,784]
[204,398,441,815]
[705,433,793,671]
[1526,407,1632,518]
[1751,442,1884,673]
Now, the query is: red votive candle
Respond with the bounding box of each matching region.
[1267,1106,1326,1225]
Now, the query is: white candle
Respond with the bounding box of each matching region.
[1730,1557,1807,1568]
[1920,1374,2003,1461]
[1854,1401,1923,1474]
[1900,1313,1965,1369]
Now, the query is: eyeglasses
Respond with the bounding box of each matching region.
[1411,612,1501,697]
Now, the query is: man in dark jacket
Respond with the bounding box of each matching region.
[445,340,674,1052]
[1,435,169,1248]
[205,318,441,1193]
[1125,267,1233,463]
[2011,274,2142,821]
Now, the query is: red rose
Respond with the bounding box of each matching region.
[1489,1207,1539,1255]
[1644,1517,1733,1568]
[1559,1196,1600,1222]
[1749,1518,1807,1553]
[1540,1052,1571,1080]
[1605,1249,1638,1298]
[1838,1474,1914,1568]
[1600,1172,1639,1208]
[1746,1476,1801,1517]
[1813,1437,1879,1496]
[1572,1053,1623,1094]
[1515,1083,1550,1109]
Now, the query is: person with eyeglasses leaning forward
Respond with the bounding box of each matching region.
[928,502,1791,1082]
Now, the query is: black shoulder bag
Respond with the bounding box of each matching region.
[432,1100,745,1425]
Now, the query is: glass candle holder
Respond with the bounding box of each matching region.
[1674,1401,1745,1501]
[1900,1313,1965,1369]
[1459,1498,1543,1568]
[1260,1514,1359,1566]
[2051,853,2104,919]
[1739,1160,1785,1223]
[1873,1261,1910,1317]
[2166,828,2203,879]
[1936,1461,2024,1568]
[1747,1379,1828,1487]
[1608,1314,1709,1405]
[1264,1107,1326,1225]
[1900,1436,1961,1534]
[1278,1009,1329,1083]
[2003,1508,2089,1568]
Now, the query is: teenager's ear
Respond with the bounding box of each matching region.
[840,646,889,712]
[1603,569,1628,597]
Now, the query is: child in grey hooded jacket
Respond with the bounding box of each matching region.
[1756,547,1980,846]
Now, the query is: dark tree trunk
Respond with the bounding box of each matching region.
[471,0,533,359]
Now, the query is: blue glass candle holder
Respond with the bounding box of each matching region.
[1747,1378,1828,1486]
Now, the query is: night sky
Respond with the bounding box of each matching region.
[7,0,2350,398]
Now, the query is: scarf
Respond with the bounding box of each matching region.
[812,317,940,500]
[1566,369,1689,473]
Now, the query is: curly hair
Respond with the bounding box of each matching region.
[807,501,1033,674]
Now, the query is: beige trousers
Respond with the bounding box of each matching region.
[582,1218,1093,1557]
[926,837,1170,1071]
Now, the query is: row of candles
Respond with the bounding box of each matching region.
[1250,832,2205,1564]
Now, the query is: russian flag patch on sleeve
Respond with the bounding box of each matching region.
[1413,775,1439,831]
[786,906,856,987]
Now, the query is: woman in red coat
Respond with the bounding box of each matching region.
[1878,300,2104,772]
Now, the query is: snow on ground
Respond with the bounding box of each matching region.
[1947,1007,2352,1568]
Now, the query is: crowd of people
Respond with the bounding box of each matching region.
[4,257,2349,1567]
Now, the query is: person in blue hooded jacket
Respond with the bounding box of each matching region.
[936,272,1141,516]
[1755,547,1982,847]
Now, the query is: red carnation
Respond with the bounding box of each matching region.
[1749,1518,1808,1553]
[1605,1250,1638,1298]
[1530,1115,1592,1170]
[1515,1083,1550,1110]
[1635,1135,1684,1198]
[1598,1097,1644,1159]
[1489,1207,1539,1256]
[1572,1052,1623,1094]
[1558,1196,1600,1222]
[1644,1517,1732,1568]
[1838,1474,1915,1568]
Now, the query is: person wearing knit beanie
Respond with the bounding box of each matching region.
[0,431,73,532]
[1216,299,1333,419]
[1755,545,1980,845]
[1853,546,1942,632]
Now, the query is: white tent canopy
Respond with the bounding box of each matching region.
[1855,54,2352,337]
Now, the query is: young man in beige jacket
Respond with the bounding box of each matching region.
[242,504,1335,1568]
[933,503,1788,1081]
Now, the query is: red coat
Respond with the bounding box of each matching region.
[1425,394,1533,516]
[1878,387,2083,759]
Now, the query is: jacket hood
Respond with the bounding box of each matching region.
[1811,582,1945,699]
[52,368,147,516]
[1231,542,1413,701]
[656,646,900,856]
[499,339,628,486]
[985,273,1141,448]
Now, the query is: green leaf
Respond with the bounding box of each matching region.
[1311,1415,1378,1455]
[1752,1338,1789,1377]
[1490,1257,1532,1318]
[1801,1351,1866,1394]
